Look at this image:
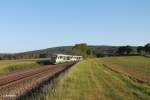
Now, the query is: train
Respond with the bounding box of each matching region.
[37,54,83,65]
[51,54,83,64]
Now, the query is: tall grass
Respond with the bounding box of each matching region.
[21,59,150,100]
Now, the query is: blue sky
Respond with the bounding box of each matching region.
[0,0,150,53]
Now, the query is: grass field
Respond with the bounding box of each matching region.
[22,59,150,100]
[101,56,150,82]
[0,59,40,73]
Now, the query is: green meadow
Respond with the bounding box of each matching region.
[0,60,40,73]
[22,59,150,100]
[101,56,150,82]
[101,56,150,75]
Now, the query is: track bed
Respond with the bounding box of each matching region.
[0,63,74,99]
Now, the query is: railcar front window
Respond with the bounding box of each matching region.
[67,56,70,60]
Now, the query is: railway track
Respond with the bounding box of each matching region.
[0,63,74,100]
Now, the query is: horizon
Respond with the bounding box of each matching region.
[0,43,148,54]
[0,0,150,53]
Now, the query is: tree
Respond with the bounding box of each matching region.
[116,46,126,55]
[144,43,150,54]
[86,49,92,55]
[72,43,95,57]
[137,46,144,55]
[116,46,133,55]
[126,46,132,55]
[95,53,105,57]
[39,53,47,58]
[72,43,88,57]
[86,49,95,57]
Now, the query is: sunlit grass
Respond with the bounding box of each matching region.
[22,59,150,100]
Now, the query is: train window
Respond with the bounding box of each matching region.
[67,56,70,60]
[60,56,62,59]
[51,56,56,59]
[65,56,67,60]
[63,56,65,60]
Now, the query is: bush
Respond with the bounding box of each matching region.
[95,53,106,57]
[144,55,150,58]
[37,60,51,65]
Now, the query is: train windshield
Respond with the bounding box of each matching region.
[51,55,57,59]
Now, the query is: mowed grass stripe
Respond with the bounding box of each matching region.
[22,59,150,100]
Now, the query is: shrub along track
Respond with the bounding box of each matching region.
[0,63,74,100]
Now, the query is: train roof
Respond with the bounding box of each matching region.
[53,54,82,57]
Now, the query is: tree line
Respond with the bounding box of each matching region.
[72,43,150,57]
[137,43,150,55]
[0,43,150,60]
[116,43,150,56]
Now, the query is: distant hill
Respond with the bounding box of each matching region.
[0,45,138,60]
[26,45,120,55]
